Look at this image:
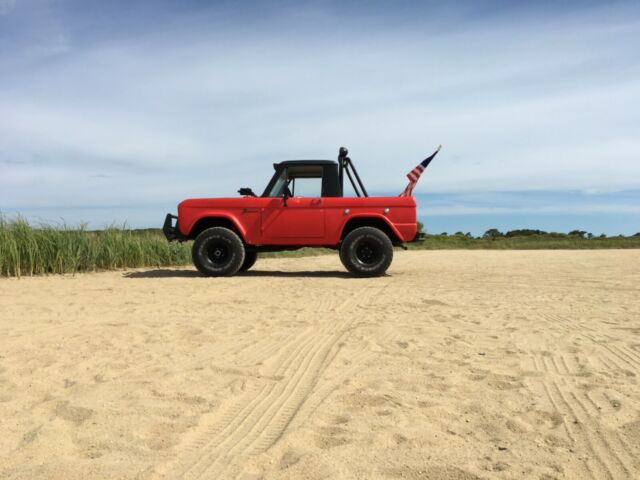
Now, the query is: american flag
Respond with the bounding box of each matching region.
[400,145,442,197]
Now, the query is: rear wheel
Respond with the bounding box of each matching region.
[239,251,258,272]
[192,227,245,276]
[339,227,393,277]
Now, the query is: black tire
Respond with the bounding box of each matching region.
[338,244,351,270]
[339,227,393,277]
[192,227,245,277]
[239,250,258,272]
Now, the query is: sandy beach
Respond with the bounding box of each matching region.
[1,250,639,479]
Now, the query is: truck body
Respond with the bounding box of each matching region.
[171,195,417,246]
[164,149,420,276]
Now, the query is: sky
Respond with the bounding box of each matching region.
[1,0,639,235]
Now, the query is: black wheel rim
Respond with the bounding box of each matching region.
[355,238,381,266]
[206,242,230,266]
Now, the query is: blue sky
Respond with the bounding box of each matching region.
[1,0,639,235]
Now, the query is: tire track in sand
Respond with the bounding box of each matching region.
[156,283,384,479]
[159,320,336,479]
[526,351,638,478]
[538,312,640,375]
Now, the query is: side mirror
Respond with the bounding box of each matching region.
[238,187,256,197]
[282,190,289,207]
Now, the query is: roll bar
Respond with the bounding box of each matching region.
[338,147,368,197]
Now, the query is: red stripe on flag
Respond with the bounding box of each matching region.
[407,165,424,182]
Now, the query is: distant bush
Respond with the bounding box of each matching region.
[408,231,640,251]
[483,228,503,239]
[568,230,588,239]
[504,229,548,237]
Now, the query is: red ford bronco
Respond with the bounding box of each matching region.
[163,148,420,277]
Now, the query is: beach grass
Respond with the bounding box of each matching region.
[0,216,190,277]
[1,216,638,277]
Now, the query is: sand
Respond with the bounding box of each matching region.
[0,250,639,479]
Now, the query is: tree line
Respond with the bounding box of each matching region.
[416,222,639,240]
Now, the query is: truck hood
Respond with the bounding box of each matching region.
[179,197,262,209]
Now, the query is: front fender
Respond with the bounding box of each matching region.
[180,210,248,240]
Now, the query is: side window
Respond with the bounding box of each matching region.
[291,177,322,197]
[288,165,323,197]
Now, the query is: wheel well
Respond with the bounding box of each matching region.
[189,217,243,241]
[341,217,400,243]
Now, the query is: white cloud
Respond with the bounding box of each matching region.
[0,98,207,167]
[0,1,639,222]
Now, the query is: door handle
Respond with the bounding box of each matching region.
[311,198,322,206]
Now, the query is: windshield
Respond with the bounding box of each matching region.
[266,169,288,197]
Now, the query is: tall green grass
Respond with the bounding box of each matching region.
[0,216,191,277]
[1,216,639,277]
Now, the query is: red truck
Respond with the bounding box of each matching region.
[163,148,420,277]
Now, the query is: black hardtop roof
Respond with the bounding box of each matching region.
[274,160,337,168]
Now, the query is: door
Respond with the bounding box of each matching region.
[261,197,324,239]
[260,168,325,241]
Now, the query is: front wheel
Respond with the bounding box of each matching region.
[239,250,258,272]
[192,227,245,276]
[339,227,393,277]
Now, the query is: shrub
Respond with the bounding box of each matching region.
[483,228,503,239]
[505,229,548,237]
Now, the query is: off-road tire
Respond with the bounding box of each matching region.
[239,251,258,272]
[192,227,245,277]
[339,227,393,277]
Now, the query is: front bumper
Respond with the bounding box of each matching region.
[162,213,186,242]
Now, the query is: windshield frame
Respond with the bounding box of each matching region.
[265,169,289,198]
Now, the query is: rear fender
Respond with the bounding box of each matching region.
[340,214,405,243]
